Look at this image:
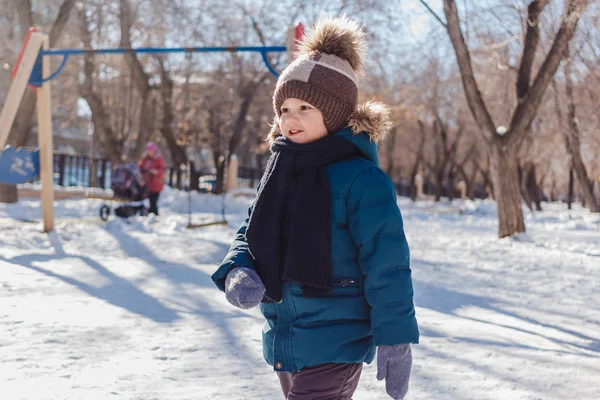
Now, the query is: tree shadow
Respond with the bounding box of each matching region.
[1,239,180,324]
[413,277,600,356]
[100,220,234,289]
[99,221,262,361]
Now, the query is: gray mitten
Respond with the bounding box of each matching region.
[376,344,412,400]
[224,267,266,309]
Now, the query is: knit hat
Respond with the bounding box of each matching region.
[272,15,367,136]
[145,142,159,153]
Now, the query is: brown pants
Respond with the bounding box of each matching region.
[277,362,362,400]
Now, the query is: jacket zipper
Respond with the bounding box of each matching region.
[338,279,356,287]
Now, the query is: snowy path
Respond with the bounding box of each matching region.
[1,190,599,399]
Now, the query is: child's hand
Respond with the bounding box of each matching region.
[224,267,265,309]
[376,344,412,399]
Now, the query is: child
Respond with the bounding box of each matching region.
[138,142,166,216]
[212,15,418,400]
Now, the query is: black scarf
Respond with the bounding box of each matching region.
[245,135,360,302]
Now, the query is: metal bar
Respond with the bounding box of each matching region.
[58,154,66,186]
[39,46,286,57]
[29,54,69,85]
[260,51,280,77]
[99,160,107,189]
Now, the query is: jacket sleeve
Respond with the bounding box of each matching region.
[347,166,419,346]
[211,205,256,292]
[157,157,166,172]
[155,157,166,184]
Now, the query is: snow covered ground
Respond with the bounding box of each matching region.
[1,187,599,400]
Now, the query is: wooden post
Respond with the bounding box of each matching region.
[285,23,304,64]
[0,33,44,147]
[415,174,423,200]
[36,34,55,233]
[225,154,239,192]
[457,181,467,200]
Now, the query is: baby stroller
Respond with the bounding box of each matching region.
[99,163,150,221]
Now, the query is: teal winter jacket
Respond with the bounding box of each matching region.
[212,102,419,372]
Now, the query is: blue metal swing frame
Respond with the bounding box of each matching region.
[28,45,287,86]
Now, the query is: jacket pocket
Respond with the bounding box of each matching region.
[333,278,361,288]
[331,277,364,296]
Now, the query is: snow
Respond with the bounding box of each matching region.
[1,186,599,400]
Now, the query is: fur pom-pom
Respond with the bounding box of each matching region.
[298,15,367,77]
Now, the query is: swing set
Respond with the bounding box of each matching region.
[0,24,304,232]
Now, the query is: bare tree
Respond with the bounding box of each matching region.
[78,6,125,166]
[421,0,590,237]
[118,0,158,161]
[556,49,599,212]
[410,120,427,201]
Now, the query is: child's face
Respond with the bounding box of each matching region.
[280,98,328,144]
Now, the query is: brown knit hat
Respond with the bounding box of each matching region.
[272,15,367,135]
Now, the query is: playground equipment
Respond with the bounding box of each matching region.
[0,146,40,185]
[185,158,229,229]
[0,24,304,232]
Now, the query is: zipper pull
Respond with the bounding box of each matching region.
[341,280,356,287]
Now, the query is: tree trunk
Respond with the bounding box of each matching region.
[455,163,473,201]
[78,7,123,166]
[131,96,155,160]
[567,166,574,210]
[409,169,419,202]
[188,160,200,191]
[567,125,600,212]
[385,127,398,178]
[228,87,257,157]
[157,60,187,168]
[564,53,599,212]
[120,0,158,161]
[442,0,590,237]
[448,165,456,202]
[489,142,525,237]
[523,163,543,211]
[519,164,534,211]
[434,167,444,202]
[410,121,427,202]
[529,166,543,211]
[550,179,557,202]
[467,167,478,200]
[213,152,226,195]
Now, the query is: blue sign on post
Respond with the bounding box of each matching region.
[0,146,41,184]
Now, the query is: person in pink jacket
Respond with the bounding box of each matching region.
[138,142,166,215]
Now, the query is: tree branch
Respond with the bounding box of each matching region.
[443,0,497,141]
[119,0,153,94]
[240,5,267,46]
[17,0,34,41]
[419,0,447,28]
[516,0,549,100]
[506,0,590,144]
[48,0,76,46]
